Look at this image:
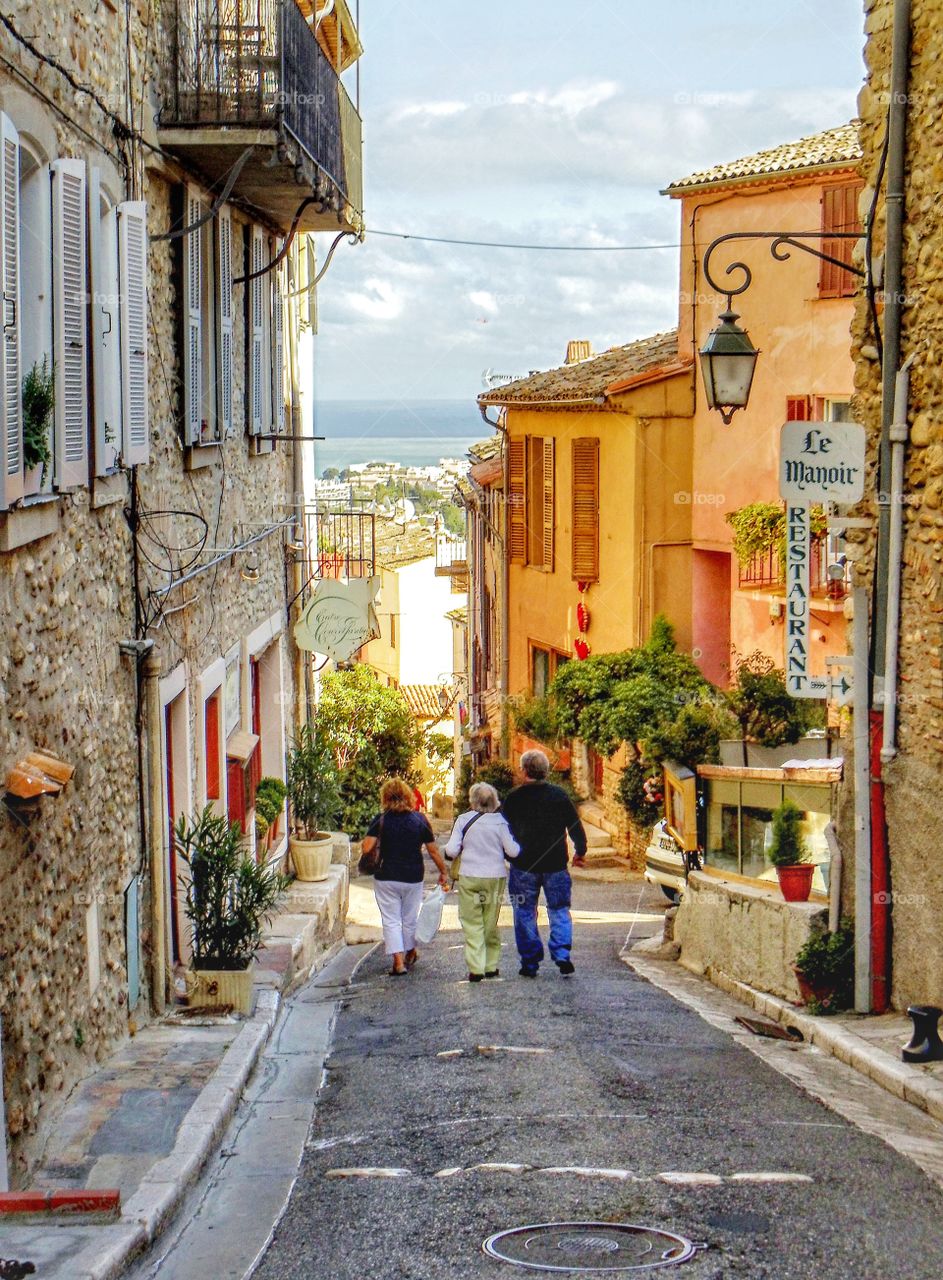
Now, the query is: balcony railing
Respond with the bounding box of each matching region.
[161,0,362,228]
[738,534,849,600]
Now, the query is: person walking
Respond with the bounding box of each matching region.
[501,750,587,978]
[362,778,450,977]
[445,782,520,982]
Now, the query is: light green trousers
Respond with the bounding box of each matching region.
[457,876,505,976]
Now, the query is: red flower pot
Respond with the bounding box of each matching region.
[776,863,814,903]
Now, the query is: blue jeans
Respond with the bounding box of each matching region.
[508,867,572,970]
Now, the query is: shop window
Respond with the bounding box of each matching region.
[531,643,568,697]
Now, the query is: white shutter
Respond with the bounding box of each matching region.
[248,225,265,435]
[271,250,285,433]
[183,184,202,444]
[118,200,149,465]
[0,111,22,508]
[88,170,121,474]
[51,157,89,490]
[217,206,233,438]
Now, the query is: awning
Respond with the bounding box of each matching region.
[296,0,364,72]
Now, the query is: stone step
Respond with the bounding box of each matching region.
[583,821,611,849]
[580,802,620,842]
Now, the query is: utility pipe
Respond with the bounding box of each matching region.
[824,822,843,935]
[852,586,872,1013]
[479,405,512,758]
[0,1015,9,1190]
[285,243,309,733]
[143,652,167,1015]
[881,355,915,762]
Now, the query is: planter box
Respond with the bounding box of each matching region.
[188,967,254,1015]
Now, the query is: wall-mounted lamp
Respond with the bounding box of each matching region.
[698,306,759,425]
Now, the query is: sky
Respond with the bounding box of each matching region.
[313,0,866,402]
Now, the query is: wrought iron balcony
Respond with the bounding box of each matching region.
[159,0,363,234]
[737,534,849,601]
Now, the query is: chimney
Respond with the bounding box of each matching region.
[565,340,593,365]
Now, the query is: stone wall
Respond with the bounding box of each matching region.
[0,2,301,1181]
[852,0,943,1008]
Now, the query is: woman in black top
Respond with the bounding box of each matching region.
[362,778,449,976]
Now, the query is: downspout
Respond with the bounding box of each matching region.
[286,243,308,733]
[869,0,911,1014]
[880,355,915,762]
[143,652,167,1015]
[479,404,510,757]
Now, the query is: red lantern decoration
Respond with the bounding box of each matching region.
[574,638,590,660]
[577,602,590,633]
[577,580,589,593]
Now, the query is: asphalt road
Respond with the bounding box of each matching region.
[253,876,943,1280]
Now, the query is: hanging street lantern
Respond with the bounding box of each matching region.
[698,306,760,425]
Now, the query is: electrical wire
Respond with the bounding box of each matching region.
[865,115,891,368]
[365,229,681,252]
[151,146,257,241]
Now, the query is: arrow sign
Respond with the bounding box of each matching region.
[829,674,854,706]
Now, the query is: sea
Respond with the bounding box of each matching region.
[313,399,487,474]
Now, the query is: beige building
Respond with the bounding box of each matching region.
[0,0,362,1181]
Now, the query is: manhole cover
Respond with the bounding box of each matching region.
[482,1223,704,1272]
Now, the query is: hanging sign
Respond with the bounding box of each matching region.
[294,576,380,661]
[785,504,828,699]
[779,421,866,504]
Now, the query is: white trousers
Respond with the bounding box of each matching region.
[374,879,424,955]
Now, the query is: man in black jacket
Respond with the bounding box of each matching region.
[501,749,587,977]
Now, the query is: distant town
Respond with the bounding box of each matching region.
[313,455,471,536]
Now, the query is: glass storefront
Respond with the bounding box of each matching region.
[706,777,832,891]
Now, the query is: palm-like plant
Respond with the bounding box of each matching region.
[175,806,289,970]
[286,724,340,840]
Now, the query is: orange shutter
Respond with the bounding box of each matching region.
[541,436,555,571]
[786,396,811,422]
[205,695,221,801]
[508,436,526,563]
[572,437,599,581]
[820,182,862,299]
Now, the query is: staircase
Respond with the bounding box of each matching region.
[577,802,630,870]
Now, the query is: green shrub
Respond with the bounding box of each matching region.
[255,776,287,826]
[767,799,810,868]
[511,693,563,746]
[794,919,854,1013]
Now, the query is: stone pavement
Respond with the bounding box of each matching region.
[0,864,348,1280]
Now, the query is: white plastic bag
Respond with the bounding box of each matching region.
[415,885,446,945]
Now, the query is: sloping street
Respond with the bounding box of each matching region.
[249,876,943,1280]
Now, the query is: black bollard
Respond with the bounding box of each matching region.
[902,1005,943,1064]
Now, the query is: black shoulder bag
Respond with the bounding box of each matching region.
[358,814,384,876]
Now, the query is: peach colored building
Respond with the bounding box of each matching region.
[664,125,861,686]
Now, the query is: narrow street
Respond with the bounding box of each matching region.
[243,876,943,1280]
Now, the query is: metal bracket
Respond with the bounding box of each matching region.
[703,230,865,304]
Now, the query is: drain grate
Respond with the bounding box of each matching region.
[482,1223,705,1272]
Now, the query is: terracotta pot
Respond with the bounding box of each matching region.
[776,863,814,903]
[189,967,254,1015]
[793,967,835,1007]
[290,833,333,882]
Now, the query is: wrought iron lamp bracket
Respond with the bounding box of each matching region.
[702,230,865,306]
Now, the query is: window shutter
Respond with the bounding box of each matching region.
[271,252,285,433]
[820,182,862,299]
[183,185,202,444]
[507,436,525,564]
[571,437,599,581]
[217,206,233,437]
[204,694,221,802]
[88,171,122,474]
[248,226,265,435]
[786,396,811,422]
[0,111,22,509]
[541,436,555,570]
[51,157,89,489]
[118,200,149,465]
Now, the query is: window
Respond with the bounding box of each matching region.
[819,182,862,299]
[51,158,90,490]
[508,436,526,564]
[785,396,811,422]
[181,185,232,445]
[813,397,852,422]
[571,437,599,582]
[530,643,568,697]
[247,225,271,441]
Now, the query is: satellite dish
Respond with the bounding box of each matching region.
[393,498,416,524]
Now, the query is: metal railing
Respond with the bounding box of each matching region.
[435,536,467,572]
[162,0,362,209]
[737,534,849,600]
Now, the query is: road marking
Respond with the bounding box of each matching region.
[729,1171,813,1184]
[658,1171,725,1186]
[473,1162,533,1173]
[340,1165,816,1186]
[537,1166,636,1181]
[324,1167,411,1179]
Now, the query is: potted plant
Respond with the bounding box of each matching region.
[793,919,854,1013]
[255,776,288,847]
[286,725,340,881]
[22,358,54,494]
[175,806,289,1014]
[768,798,814,902]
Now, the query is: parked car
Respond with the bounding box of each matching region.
[644,819,688,902]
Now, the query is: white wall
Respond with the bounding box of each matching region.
[396,556,466,685]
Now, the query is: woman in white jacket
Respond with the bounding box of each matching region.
[446,783,520,982]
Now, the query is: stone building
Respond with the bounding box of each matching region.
[0,0,362,1182]
[853,0,943,1009]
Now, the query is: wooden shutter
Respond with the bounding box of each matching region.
[51,158,89,489]
[820,182,861,299]
[248,225,265,435]
[0,111,22,509]
[507,435,526,564]
[541,436,554,570]
[217,206,233,437]
[118,200,149,464]
[786,396,811,422]
[183,185,202,444]
[88,171,122,474]
[572,437,599,581]
[271,254,286,433]
[205,694,221,801]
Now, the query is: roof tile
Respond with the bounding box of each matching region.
[664,123,861,195]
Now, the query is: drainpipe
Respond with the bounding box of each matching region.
[479,404,510,757]
[143,652,167,1015]
[881,355,915,762]
[1,1015,9,1189]
[852,587,872,1012]
[286,244,308,732]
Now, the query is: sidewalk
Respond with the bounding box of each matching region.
[626,941,943,1127]
[0,864,348,1280]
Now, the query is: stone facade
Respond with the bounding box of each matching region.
[0,0,347,1181]
[852,0,943,1009]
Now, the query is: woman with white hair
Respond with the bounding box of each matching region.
[445,782,520,982]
